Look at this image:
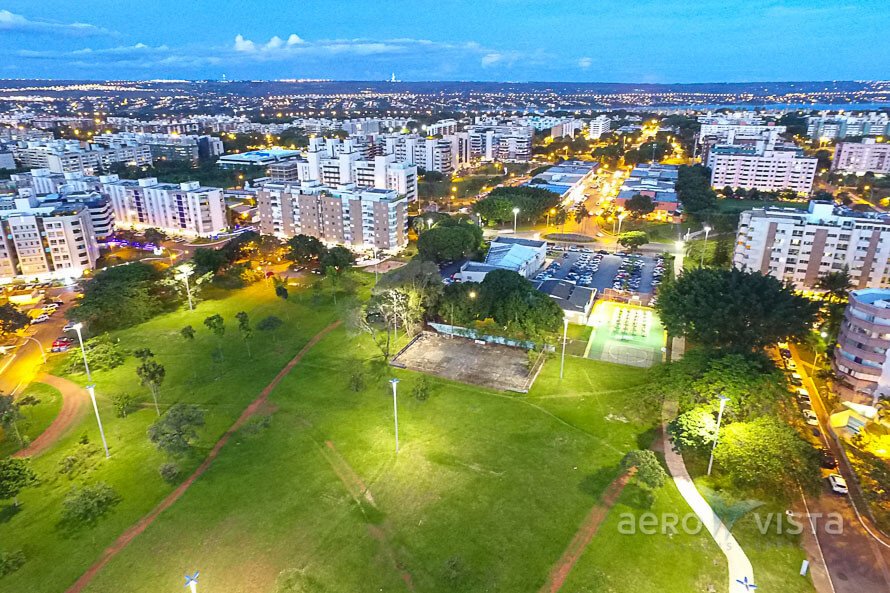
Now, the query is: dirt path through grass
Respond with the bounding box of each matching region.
[13,375,88,459]
[64,321,341,593]
[538,469,634,593]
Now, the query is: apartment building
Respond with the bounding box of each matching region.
[697,115,785,141]
[92,132,224,163]
[11,169,105,196]
[255,181,407,250]
[708,143,817,194]
[466,124,534,162]
[807,113,890,141]
[733,201,890,290]
[425,119,459,137]
[832,289,890,403]
[101,176,227,236]
[0,196,100,282]
[831,139,890,174]
[587,115,611,140]
[379,135,454,174]
[13,140,152,174]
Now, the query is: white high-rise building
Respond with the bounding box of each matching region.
[466,124,533,162]
[587,115,611,140]
[807,112,890,140]
[101,176,227,236]
[0,196,100,282]
[379,135,453,174]
[831,139,890,174]
[708,143,817,194]
[13,140,152,174]
[733,201,890,290]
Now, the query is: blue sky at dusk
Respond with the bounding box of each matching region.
[0,0,887,82]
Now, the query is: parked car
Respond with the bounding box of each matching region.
[31,314,50,324]
[62,322,77,332]
[802,409,819,426]
[828,473,848,495]
[789,373,803,387]
[820,451,838,469]
[51,337,73,352]
[785,359,797,371]
[780,348,792,359]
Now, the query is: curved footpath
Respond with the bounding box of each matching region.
[661,400,756,593]
[13,375,89,459]
[65,320,340,593]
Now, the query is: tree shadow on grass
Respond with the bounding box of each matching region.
[620,483,655,510]
[0,503,21,524]
[578,466,620,498]
[635,425,661,450]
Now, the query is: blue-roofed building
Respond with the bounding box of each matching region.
[525,159,598,206]
[217,148,302,169]
[617,163,680,219]
[457,236,547,282]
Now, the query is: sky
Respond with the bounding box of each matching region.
[0,0,888,83]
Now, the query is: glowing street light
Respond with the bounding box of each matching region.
[185,571,200,593]
[512,207,520,233]
[70,323,92,382]
[87,384,110,458]
[701,224,712,267]
[707,394,730,476]
[175,263,195,311]
[615,212,627,252]
[426,217,433,230]
[547,208,556,227]
[389,378,400,453]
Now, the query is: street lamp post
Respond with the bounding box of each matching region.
[389,378,400,453]
[512,207,520,233]
[560,318,569,380]
[707,394,730,476]
[71,323,92,382]
[175,264,194,311]
[615,213,626,252]
[87,384,110,458]
[700,225,712,268]
[547,208,556,227]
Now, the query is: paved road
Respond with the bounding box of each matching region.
[790,345,890,593]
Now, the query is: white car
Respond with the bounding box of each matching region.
[828,473,848,495]
[803,409,819,426]
[62,322,77,332]
[785,359,797,370]
[31,314,50,324]
[797,387,810,398]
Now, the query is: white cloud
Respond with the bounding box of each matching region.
[233,34,256,52]
[578,57,592,69]
[481,52,503,67]
[0,10,111,36]
[286,34,303,46]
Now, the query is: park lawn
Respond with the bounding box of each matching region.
[0,281,345,593]
[0,382,63,457]
[74,331,730,593]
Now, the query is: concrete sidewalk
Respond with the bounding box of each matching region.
[662,400,756,593]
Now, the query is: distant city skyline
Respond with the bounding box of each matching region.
[1,0,889,83]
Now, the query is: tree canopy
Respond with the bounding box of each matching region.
[618,231,649,251]
[676,165,718,220]
[286,234,325,264]
[417,220,482,262]
[472,186,561,224]
[0,304,29,336]
[624,194,655,218]
[656,268,818,351]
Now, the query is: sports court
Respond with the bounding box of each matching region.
[584,300,665,368]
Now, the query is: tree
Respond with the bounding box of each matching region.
[472,186,560,224]
[412,376,432,401]
[0,458,37,507]
[319,246,355,275]
[257,315,284,331]
[0,395,22,447]
[192,247,230,275]
[63,334,126,375]
[180,325,195,340]
[136,355,166,416]
[714,417,819,492]
[203,314,225,361]
[147,403,205,455]
[676,165,718,220]
[669,406,718,451]
[656,268,818,352]
[274,283,289,301]
[376,258,444,311]
[59,482,121,528]
[142,227,167,245]
[625,194,655,218]
[417,221,482,262]
[0,304,29,336]
[235,311,252,358]
[617,231,649,251]
[620,450,667,489]
[817,268,853,303]
[285,234,325,264]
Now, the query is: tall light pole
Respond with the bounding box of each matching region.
[185,571,200,593]
[547,208,556,227]
[71,322,92,382]
[700,224,712,268]
[389,378,400,453]
[512,207,520,233]
[426,218,433,230]
[615,212,626,252]
[87,384,110,458]
[560,317,569,379]
[176,263,194,311]
[707,394,730,476]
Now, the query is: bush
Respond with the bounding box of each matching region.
[158,462,181,484]
[257,315,284,331]
[59,482,121,528]
[0,549,25,577]
[63,334,127,374]
[147,403,205,455]
[56,442,101,480]
[348,369,366,393]
[412,376,431,401]
[111,393,139,418]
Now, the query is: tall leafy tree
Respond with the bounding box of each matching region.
[0,304,29,336]
[203,314,225,361]
[617,231,649,251]
[0,394,23,447]
[0,458,37,507]
[285,234,325,264]
[147,404,205,456]
[235,311,252,358]
[136,355,166,416]
[624,194,655,218]
[656,268,818,352]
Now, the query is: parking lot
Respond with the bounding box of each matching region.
[533,247,666,295]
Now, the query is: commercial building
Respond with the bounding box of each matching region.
[616,163,679,217]
[733,201,890,290]
[255,181,407,251]
[10,169,104,196]
[425,119,459,137]
[587,115,611,140]
[831,139,890,175]
[832,289,890,403]
[528,160,598,206]
[13,140,153,175]
[707,143,817,194]
[217,148,302,169]
[101,176,227,237]
[539,279,597,324]
[456,236,546,282]
[0,196,100,283]
[698,116,786,141]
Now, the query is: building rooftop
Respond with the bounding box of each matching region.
[538,279,597,312]
[850,289,890,308]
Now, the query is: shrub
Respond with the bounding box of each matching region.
[111,393,139,418]
[147,403,205,455]
[0,549,25,577]
[257,315,284,331]
[158,462,181,484]
[348,369,366,393]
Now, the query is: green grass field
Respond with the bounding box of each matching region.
[0,278,815,593]
[0,382,62,457]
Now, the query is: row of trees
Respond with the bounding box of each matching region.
[472,186,561,225]
[675,165,719,221]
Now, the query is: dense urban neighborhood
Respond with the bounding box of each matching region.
[1,3,890,593]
